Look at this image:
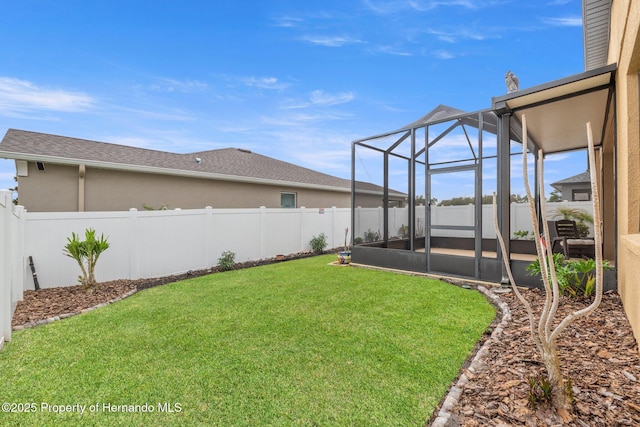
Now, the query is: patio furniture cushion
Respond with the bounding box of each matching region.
[552,220,595,258]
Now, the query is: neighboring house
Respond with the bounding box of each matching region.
[550,171,591,201]
[0,129,404,212]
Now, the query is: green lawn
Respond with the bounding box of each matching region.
[0,255,495,427]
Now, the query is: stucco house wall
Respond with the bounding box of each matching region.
[609,0,640,344]
[18,162,358,211]
[19,162,79,212]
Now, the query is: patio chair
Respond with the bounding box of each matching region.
[551,219,595,258]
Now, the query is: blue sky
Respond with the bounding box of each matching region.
[0,0,587,203]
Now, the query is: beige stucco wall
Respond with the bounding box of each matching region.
[83,168,353,210]
[608,0,640,344]
[17,163,392,211]
[620,236,640,343]
[18,162,79,212]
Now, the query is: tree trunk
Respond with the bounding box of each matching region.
[542,343,573,418]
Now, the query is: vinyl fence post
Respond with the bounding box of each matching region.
[260,206,267,260]
[203,206,213,266]
[332,206,337,249]
[12,205,26,302]
[0,191,13,346]
[128,208,139,280]
[299,207,306,252]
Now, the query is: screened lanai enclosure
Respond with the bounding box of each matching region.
[350,64,617,289]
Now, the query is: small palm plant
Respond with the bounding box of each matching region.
[63,228,110,289]
[552,207,593,237]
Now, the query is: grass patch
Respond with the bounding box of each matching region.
[0,255,495,426]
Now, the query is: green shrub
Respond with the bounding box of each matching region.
[364,229,381,243]
[310,233,328,254]
[217,251,236,271]
[526,254,612,297]
[526,253,570,292]
[513,230,533,240]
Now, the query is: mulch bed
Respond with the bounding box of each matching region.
[449,289,640,426]
[10,261,640,426]
[12,251,319,328]
[12,280,137,327]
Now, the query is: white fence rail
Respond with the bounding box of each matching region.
[0,201,350,345]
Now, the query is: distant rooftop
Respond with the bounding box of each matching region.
[551,171,591,191]
[0,129,405,197]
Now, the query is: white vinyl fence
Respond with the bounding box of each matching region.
[0,197,350,346]
[354,201,594,241]
[1,191,26,349]
[0,193,593,347]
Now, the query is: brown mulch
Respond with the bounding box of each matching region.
[12,280,137,327]
[450,289,640,426]
[12,251,318,328]
[11,265,640,426]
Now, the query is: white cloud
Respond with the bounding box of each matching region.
[541,16,582,27]
[309,90,355,106]
[0,77,96,114]
[156,78,208,93]
[272,16,304,28]
[363,0,505,14]
[242,76,289,90]
[433,49,456,59]
[116,106,195,122]
[408,0,485,11]
[261,110,354,127]
[426,27,492,43]
[299,35,364,47]
[104,130,222,153]
[282,90,356,109]
[375,45,414,56]
[264,128,354,174]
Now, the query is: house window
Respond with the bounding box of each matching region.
[572,189,591,201]
[281,192,297,208]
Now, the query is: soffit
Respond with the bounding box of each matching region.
[583,0,611,71]
[492,64,616,154]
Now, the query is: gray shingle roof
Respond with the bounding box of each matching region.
[0,129,405,196]
[551,171,591,186]
[0,129,345,187]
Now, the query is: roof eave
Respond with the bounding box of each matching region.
[0,151,351,194]
[583,0,612,71]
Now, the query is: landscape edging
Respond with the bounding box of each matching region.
[429,286,512,427]
[12,289,138,331]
